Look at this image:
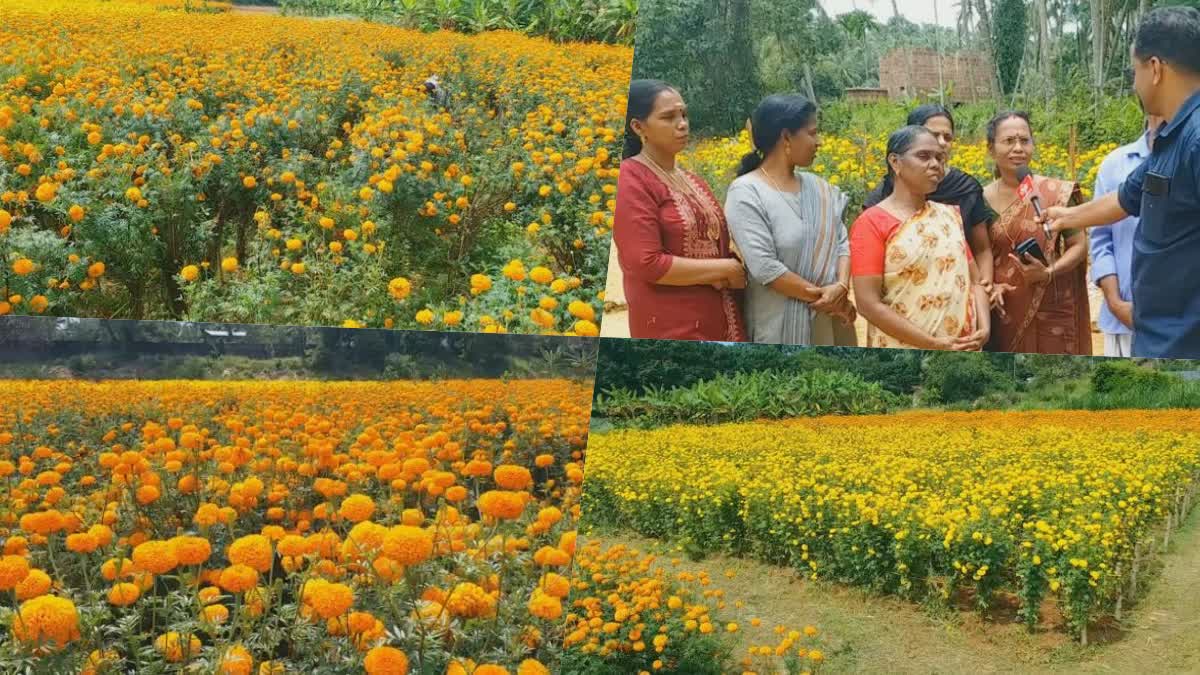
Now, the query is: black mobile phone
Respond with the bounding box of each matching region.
[1015,237,1048,266]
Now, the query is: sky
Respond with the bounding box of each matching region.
[818,0,959,28]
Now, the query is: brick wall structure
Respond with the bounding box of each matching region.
[878,47,996,103]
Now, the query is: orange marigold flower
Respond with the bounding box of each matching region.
[65,532,99,554]
[15,568,52,600]
[363,645,409,675]
[477,490,527,521]
[532,546,571,567]
[154,631,201,663]
[381,526,433,565]
[445,582,497,619]
[493,465,532,490]
[218,644,253,675]
[171,535,212,566]
[107,582,141,606]
[303,579,354,619]
[132,540,178,575]
[136,484,161,505]
[517,659,550,675]
[218,564,259,594]
[540,572,570,599]
[227,534,273,573]
[0,554,31,590]
[12,595,81,648]
[277,534,307,558]
[338,494,376,523]
[527,588,563,620]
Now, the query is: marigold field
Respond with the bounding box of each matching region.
[583,411,1200,643]
[683,130,1118,209]
[0,376,833,675]
[0,0,629,335]
[0,378,595,673]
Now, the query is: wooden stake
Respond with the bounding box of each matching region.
[1069,125,1078,178]
[1115,562,1123,620]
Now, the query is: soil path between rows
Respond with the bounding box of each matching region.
[585,508,1200,674]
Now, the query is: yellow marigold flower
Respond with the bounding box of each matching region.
[242,175,257,189]
[86,261,105,278]
[180,264,200,282]
[35,182,57,203]
[567,300,595,321]
[470,274,492,294]
[573,319,599,337]
[221,257,238,272]
[502,259,526,281]
[415,309,434,325]
[442,310,463,326]
[12,258,35,276]
[154,631,201,663]
[68,204,85,222]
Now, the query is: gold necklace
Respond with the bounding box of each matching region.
[636,152,721,241]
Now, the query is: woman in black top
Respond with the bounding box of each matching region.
[863,105,999,307]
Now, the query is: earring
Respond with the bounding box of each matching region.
[784,138,792,156]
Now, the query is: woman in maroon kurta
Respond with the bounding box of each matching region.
[613,80,747,341]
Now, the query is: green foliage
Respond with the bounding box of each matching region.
[595,368,898,427]
[920,352,1017,405]
[278,0,636,44]
[992,0,1027,95]
[1092,359,1176,394]
[632,0,761,136]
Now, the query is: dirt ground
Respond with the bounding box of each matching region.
[587,508,1200,674]
[601,240,1110,355]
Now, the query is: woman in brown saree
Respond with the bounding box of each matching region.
[982,112,1092,355]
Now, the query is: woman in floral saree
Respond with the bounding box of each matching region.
[850,126,991,351]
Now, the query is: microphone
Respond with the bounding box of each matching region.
[1015,165,1042,218]
[1016,165,1051,239]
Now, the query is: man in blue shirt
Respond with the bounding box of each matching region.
[1043,7,1200,358]
[1090,114,1163,357]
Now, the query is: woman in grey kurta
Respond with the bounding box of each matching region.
[724,94,857,345]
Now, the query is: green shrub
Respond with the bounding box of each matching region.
[921,352,1015,404]
[1092,360,1175,394]
[595,368,897,427]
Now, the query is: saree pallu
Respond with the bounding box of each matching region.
[988,176,1092,355]
[867,202,976,350]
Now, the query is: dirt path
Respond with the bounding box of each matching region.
[602,240,1109,354]
[586,509,1200,674]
